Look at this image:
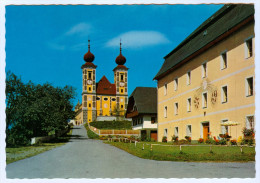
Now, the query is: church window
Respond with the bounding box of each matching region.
[120,73,124,81]
[96,97,100,100]
[221,86,228,103]
[121,105,123,109]
[88,71,92,79]
[221,51,227,70]
[202,92,208,108]
[202,62,207,78]
[112,98,116,101]
[121,89,123,93]
[89,103,91,107]
[88,87,91,91]
[104,98,108,101]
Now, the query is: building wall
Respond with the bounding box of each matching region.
[157,22,255,142]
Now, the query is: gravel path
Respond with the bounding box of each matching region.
[6,125,255,178]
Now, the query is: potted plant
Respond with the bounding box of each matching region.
[185,136,191,142]
[172,135,178,142]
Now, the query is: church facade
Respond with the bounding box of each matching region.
[81,40,128,123]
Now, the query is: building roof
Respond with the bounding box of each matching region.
[126,87,157,118]
[154,4,254,80]
[113,65,129,71]
[81,62,97,69]
[96,76,116,95]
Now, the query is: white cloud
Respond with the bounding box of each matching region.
[48,23,92,51]
[106,31,171,49]
[65,23,92,37]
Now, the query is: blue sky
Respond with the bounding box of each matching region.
[6,4,223,106]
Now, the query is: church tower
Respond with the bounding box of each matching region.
[113,41,129,116]
[81,40,97,123]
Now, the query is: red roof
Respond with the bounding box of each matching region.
[113,65,129,71]
[96,76,116,95]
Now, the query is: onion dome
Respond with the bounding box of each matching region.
[84,40,95,62]
[115,41,126,65]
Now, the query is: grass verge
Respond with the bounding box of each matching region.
[6,129,73,164]
[106,142,255,162]
[84,123,100,139]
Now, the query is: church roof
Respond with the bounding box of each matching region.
[113,65,129,71]
[81,62,97,69]
[96,76,116,95]
[154,4,254,80]
[126,87,157,118]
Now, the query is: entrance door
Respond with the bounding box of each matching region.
[150,131,157,141]
[202,123,209,140]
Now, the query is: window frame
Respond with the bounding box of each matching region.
[164,106,167,118]
[202,92,208,109]
[174,102,178,115]
[245,36,253,59]
[201,61,207,78]
[245,76,254,97]
[220,50,228,70]
[246,115,254,129]
[221,85,228,103]
[187,97,192,112]
[221,119,229,134]
[187,71,191,85]
[174,78,178,91]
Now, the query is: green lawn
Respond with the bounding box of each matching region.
[106,142,255,162]
[6,129,72,164]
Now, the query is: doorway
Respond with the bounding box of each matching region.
[202,122,210,140]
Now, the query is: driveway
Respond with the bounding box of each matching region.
[6,125,255,178]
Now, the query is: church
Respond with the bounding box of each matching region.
[76,40,129,124]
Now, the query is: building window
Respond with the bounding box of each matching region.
[202,92,207,108]
[221,51,227,70]
[104,97,108,101]
[221,119,228,134]
[186,125,192,137]
[245,38,253,58]
[164,83,167,95]
[121,89,124,93]
[202,62,207,78]
[174,78,178,91]
[246,115,254,129]
[112,98,116,101]
[96,97,100,100]
[174,127,179,137]
[246,77,253,97]
[187,71,191,85]
[88,87,91,91]
[221,86,228,103]
[120,73,124,81]
[89,103,91,108]
[164,106,167,118]
[187,98,191,112]
[151,117,156,124]
[121,105,124,109]
[174,102,178,115]
[88,71,92,79]
[164,129,168,137]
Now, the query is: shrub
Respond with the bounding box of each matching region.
[242,128,254,137]
[162,136,167,143]
[90,121,132,130]
[230,139,237,145]
[198,138,204,143]
[145,137,151,142]
[172,135,178,142]
[248,139,254,146]
[99,136,108,140]
[178,139,189,145]
[214,139,220,145]
[205,138,214,144]
[185,136,191,142]
[219,139,227,145]
[151,138,156,142]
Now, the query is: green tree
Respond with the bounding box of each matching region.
[6,72,76,147]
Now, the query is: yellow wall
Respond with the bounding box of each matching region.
[157,22,255,142]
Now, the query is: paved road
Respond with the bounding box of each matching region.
[6,126,255,178]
